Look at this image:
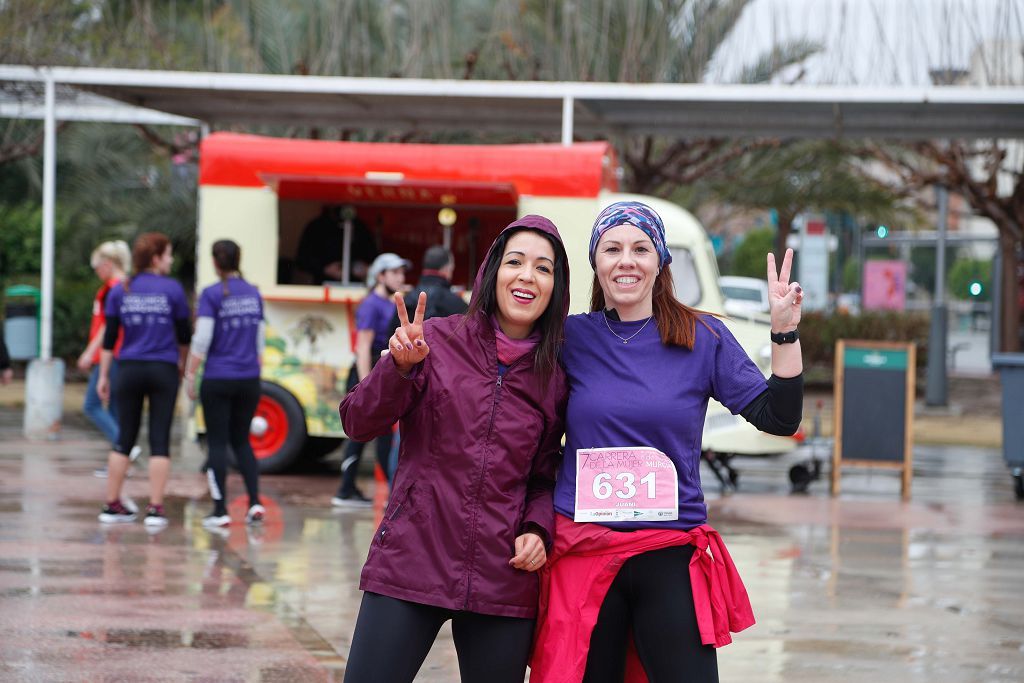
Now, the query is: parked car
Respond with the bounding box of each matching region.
[720,275,770,316]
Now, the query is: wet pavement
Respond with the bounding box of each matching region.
[1,408,1022,682]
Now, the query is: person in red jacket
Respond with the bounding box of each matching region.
[338,215,569,683]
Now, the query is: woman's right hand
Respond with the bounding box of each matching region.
[97,374,110,403]
[76,352,92,373]
[389,291,430,374]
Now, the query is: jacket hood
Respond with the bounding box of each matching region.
[470,214,571,319]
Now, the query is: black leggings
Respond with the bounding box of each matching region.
[338,432,393,495]
[584,545,719,683]
[114,360,180,457]
[200,377,261,514]
[343,592,535,683]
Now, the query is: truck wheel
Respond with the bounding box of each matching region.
[249,381,307,474]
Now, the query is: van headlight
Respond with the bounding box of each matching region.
[758,343,772,372]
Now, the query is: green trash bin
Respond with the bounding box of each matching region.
[4,285,40,360]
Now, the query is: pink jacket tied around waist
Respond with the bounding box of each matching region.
[530,515,755,683]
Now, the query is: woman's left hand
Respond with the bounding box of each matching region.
[767,248,803,332]
[509,531,547,572]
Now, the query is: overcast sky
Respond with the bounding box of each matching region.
[707,0,1024,85]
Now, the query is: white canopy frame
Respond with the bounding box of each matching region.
[2,64,1023,359]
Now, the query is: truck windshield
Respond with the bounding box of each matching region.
[669,247,701,307]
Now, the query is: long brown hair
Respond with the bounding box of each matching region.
[590,264,714,349]
[125,232,171,292]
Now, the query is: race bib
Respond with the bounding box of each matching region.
[574,447,679,522]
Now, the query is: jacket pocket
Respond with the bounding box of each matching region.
[375,482,416,549]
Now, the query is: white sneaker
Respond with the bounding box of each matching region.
[202,514,231,529]
[143,505,168,529]
[245,504,266,524]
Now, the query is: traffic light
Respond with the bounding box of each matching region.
[968,280,983,297]
[875,225,889,238]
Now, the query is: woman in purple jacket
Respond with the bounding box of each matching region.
[338,216,569,683]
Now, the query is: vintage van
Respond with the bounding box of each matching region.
[195,133,798,473]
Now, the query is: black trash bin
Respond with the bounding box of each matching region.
[992,353,1024,500]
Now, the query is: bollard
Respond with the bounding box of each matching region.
[24,358,64,440]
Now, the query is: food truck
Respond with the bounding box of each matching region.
[196,132,798,473]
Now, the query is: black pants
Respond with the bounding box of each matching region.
[338,431,393,496]
[584,545,719,683]
[200,377,261,514]
[114,360,179,457]
[343,592,535,683]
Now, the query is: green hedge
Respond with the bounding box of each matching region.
[800,310,930,385]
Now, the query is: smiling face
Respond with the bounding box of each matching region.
[594,224,659,320]
[494,230,556,339]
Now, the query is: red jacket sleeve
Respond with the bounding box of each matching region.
[338,354,426,442]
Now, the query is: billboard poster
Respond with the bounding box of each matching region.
[799,217,829,311]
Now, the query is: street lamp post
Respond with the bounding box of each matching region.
[925,185,949,407]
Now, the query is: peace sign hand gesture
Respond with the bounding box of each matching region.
[767,248,803,333]
[388,291,430,375]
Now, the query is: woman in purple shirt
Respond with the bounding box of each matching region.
[184,240,266,529]
[97,232,191,529]
[538,201,804,682]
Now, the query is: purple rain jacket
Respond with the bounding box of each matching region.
[339,215,569,619]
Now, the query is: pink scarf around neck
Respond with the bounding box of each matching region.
[490,314,540,365]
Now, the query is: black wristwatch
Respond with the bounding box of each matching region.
[770,329,799,345]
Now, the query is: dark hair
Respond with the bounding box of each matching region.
[212,239,242,296]
[125,232,171,292]
[422,245,453,271]
[466,228,568,380]
[590,264,715,349]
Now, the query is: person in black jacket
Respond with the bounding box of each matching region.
[390,245,468,330]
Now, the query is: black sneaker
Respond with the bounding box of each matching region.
[144,504,168,529]
[98,500,136,523]
[331,490,372,508]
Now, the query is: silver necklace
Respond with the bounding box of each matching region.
[603,312,653,344]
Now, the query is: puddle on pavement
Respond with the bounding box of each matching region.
[67,628,250,649]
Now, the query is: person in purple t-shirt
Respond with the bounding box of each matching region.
[332,252,410,507]
[184,240,266,530]
[543,201,804,682]
[97,233,192,529]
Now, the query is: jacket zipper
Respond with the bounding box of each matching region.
[464,357,526,609]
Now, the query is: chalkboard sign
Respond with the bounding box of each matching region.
[831,340,916,500]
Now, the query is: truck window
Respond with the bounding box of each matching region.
[669,247,702,307]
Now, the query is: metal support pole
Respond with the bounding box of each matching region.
[41,75,56,360]
[24,72,65,440]
[857,223,865,304]
[926,185,949,406]
[561,96,574,147]
[991,246,1002,365]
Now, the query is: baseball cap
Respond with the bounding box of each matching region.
[366,253,412,286]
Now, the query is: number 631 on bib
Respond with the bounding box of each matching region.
[574,447,679,522]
